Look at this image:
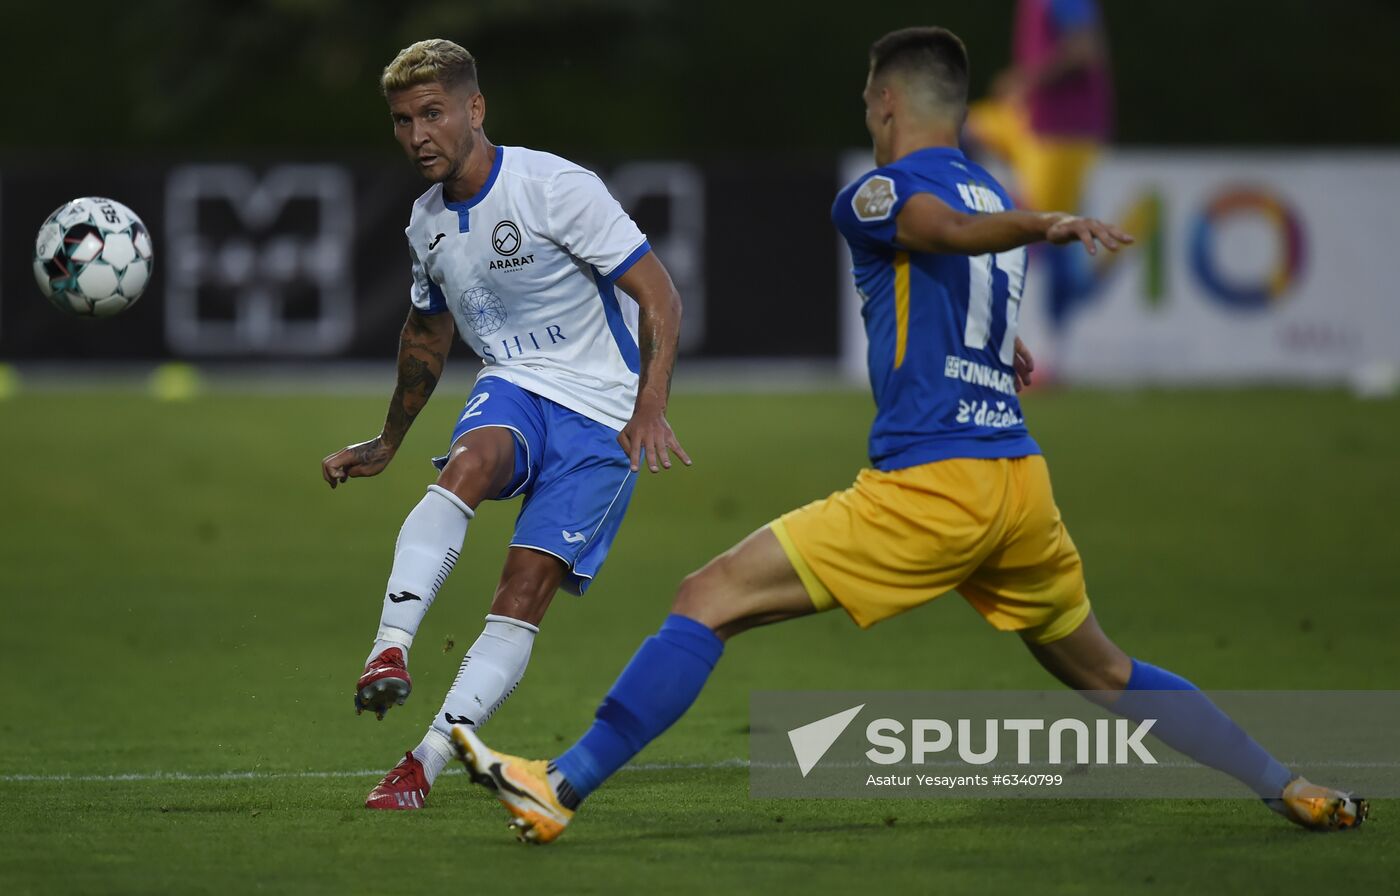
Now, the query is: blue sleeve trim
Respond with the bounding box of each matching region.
[604,240,652,284]
[421,280,449,314]
[591,267,642,374]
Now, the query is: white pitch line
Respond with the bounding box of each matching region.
[1,758,1395,785]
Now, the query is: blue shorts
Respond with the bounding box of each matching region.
[433,377,636,595]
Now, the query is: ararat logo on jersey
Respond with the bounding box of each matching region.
[489,253,535,271]
[488,220,534,271]
[853,175,898,222]
[492,220,521,256]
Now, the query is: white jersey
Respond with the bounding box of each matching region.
[405,146,650,430]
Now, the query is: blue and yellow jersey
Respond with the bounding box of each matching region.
[832,147,1040,471]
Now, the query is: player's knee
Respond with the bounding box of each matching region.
[438,441,512,504]
[670,567,712,617]
[1099,653,1133,692]
[1088,652,1134,693]
[671,558,738,629]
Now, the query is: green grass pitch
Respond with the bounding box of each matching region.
[1,386,1396,894]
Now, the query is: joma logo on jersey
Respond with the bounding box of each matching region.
[481,324,569,363]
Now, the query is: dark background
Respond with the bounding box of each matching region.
[2,0,1397,159]
[2,0,1397,362]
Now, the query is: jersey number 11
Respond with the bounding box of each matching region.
[965,249,1026,367]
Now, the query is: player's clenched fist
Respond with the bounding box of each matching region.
[322,436,397,488]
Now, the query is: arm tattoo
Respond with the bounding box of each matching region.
[382,320,449,447]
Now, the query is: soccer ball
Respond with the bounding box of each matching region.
[33,197,153,317]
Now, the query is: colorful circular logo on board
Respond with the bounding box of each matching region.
[1189,188,1305,310]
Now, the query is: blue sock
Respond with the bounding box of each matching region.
[553,614,724,804]
[1115,659,1292,798]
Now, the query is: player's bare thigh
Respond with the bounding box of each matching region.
[437,426,517,509]
[671,526,816,641]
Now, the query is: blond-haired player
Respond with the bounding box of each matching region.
[321,39,690,810]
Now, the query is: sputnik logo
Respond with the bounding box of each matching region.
[787,704,864,777]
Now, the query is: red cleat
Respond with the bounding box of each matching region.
[365,752,430,810]
[355,647,412,720]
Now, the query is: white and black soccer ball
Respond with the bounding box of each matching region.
[33,196,153,317]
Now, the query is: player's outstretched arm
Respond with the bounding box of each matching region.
[321,308,455,488]
[894,193,1133,257]
[614,252,692,474]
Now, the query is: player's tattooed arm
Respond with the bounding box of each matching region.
[895,193,1133,257]
[383,310,452,448]
[614,251,693,474]
[321,308,455,489]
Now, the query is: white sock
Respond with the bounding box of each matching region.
[366,484,473,666]
[412,729,454,783]
[419,614,539,784]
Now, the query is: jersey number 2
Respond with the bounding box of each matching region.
[461,392,490,422]
[964,249,1026,366]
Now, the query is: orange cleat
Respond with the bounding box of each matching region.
[451,726,574,844]
[1271,776,1368,831]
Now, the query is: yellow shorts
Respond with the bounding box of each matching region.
[771,455,1090,645]
[966,99,1099,214]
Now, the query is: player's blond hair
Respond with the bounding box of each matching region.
[381,39,478,96]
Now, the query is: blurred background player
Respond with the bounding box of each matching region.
[320,39,690,810]
[966,0,1112,334]
[450,26,1367,843]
